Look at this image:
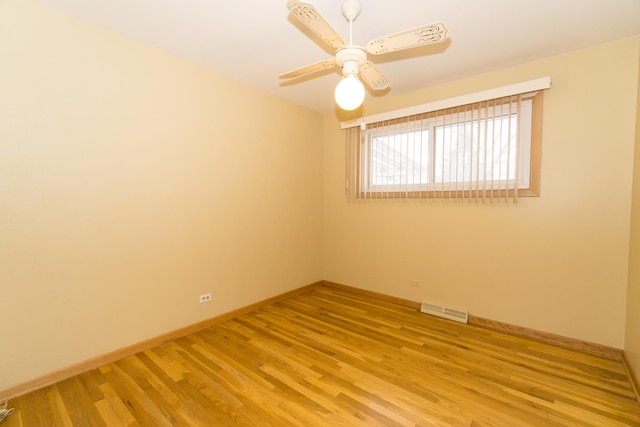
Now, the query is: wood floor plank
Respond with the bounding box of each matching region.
[4,284,640,426]
[50,378,102,427]
[102,360,178,427]
[12,388,53,426]
[96,382,139,426]
[170,335,304,426]
[44,386,74,427]
[93,398,127,427]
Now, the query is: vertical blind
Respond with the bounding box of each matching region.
[346,90,543,203]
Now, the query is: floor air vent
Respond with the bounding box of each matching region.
[420,300,468,324]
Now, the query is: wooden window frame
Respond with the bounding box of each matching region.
[346,91,544,202]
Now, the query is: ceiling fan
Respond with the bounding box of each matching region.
[280,0,449,110]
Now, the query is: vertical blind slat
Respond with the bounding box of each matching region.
[514,94,521,203]
[508,97,512,202]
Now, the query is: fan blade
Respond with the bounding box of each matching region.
[366,23,448,55]
[359,61,390,90]
[279,59,336,79]
[287,0,345,49]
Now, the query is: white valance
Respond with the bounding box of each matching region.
[340,76,551,130]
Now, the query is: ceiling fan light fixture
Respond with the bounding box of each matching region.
[282,0,449,110]
[335,74,365,110]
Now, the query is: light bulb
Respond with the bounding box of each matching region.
[334,75,365,110]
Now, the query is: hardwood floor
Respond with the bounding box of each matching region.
[4,285,640,426]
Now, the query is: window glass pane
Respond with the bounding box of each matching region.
[434,113,518,186]
[370,130,429,187]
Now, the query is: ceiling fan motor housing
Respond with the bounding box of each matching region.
[335,46,366,75]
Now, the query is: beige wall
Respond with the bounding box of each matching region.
[626,45,640,387]
[323,36,640,349]
[0,0,323,390]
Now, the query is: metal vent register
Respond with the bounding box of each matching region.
[420,300,469,324]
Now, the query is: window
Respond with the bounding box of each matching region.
[345,90,544,202]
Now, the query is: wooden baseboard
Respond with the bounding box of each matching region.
[0,281,322,401]
[468,315,623,360]
[622,353,640,404]
[322,280,623,361]
[3,279,632,404]
[321,281,421,309]
[324,281,637,405]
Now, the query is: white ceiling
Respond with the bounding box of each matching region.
[35,0,640,113]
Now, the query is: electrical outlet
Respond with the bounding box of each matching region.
[410,280,422,288]
[199,293,212,304]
